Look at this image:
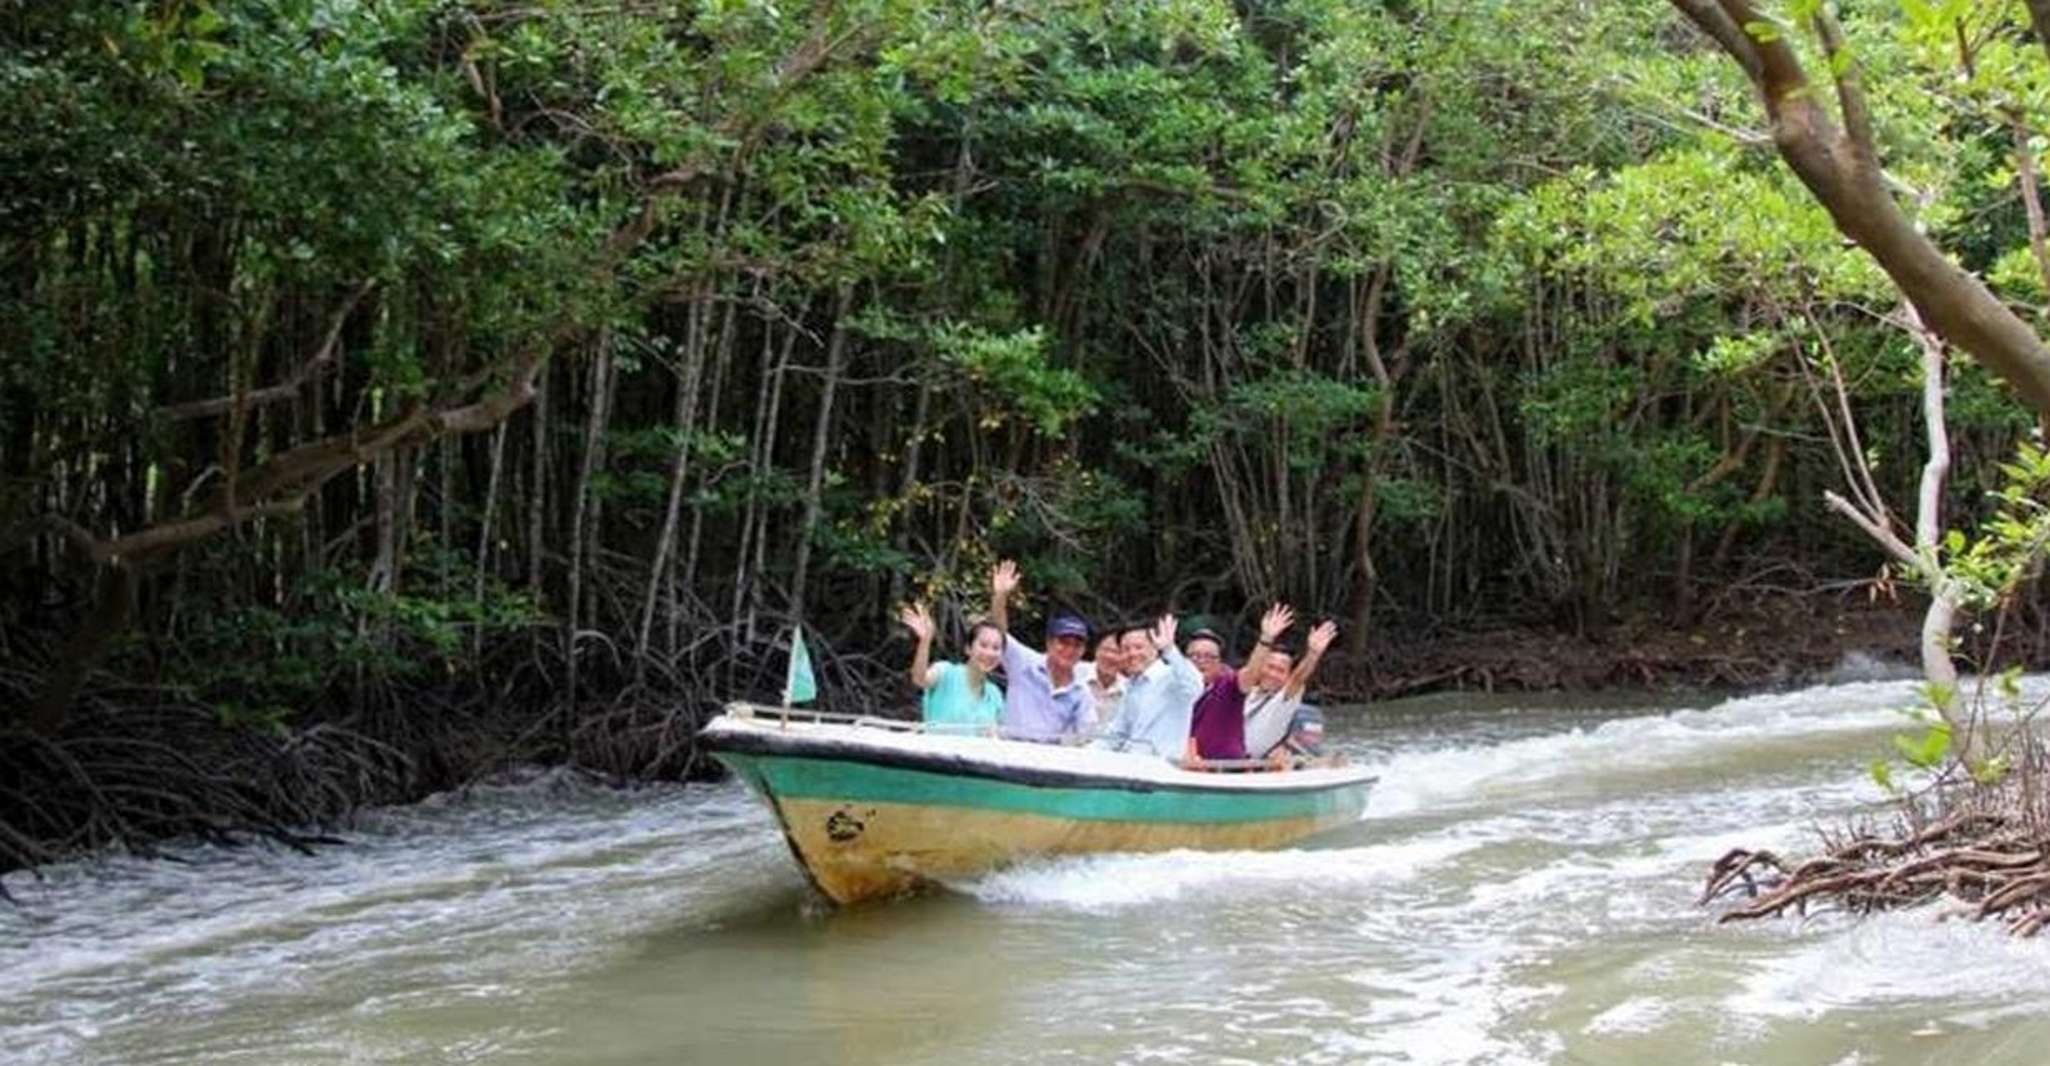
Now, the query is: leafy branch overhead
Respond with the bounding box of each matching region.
[1668,0,2050,416]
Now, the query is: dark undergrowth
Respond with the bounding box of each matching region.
[0,612,901,885]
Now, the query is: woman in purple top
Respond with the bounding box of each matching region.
[1183,604,1293,765]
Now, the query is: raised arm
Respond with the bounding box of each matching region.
[1285,620,1339,699]
[1154,614,1202,700]
[899,603,940,690]
[990,559,1019,635]
[1240,603,1294,689]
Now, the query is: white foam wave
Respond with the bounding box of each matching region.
[1583,995,1677,1036]
[1364,679,1930,817]
[953,837,1481,909]
[1725,910,2050,1023]
[0,779,788,1023]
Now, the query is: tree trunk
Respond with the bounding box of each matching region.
[528,372,551,603]
[23,564,134,736]
[1345,267,1405,655]
[737,319,799,631]
[564,342,616,725]
[680,297,737,643]
[788,284,854,631]
[1818,303,1976,763]
[635,286,712,676]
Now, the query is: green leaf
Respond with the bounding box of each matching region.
[1891,722,1952,769]
[1971,755,2011,785]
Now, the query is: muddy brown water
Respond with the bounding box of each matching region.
[10,672,2050,1064]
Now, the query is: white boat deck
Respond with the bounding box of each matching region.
[706,703,1375,793]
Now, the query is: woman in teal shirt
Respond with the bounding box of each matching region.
[899,603,1004,733]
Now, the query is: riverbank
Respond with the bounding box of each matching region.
[1331,600,1945,699]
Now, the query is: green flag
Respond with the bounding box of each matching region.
[784,628,817,705]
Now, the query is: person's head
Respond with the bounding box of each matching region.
[966,621,1004,673]
[1046,613,1089,669]
[1283,705,1326,756]
[1257,647,1295,691]
[1119,624,1157,675]
[1185,628,1227,684]
[1092,632,1123,676]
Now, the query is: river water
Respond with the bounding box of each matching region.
[10,673,2050,1065]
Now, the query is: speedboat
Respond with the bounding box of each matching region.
[699,702,1376,904]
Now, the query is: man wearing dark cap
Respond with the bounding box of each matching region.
[988,560,1091,741]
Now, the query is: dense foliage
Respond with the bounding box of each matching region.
[6,0,2050,806]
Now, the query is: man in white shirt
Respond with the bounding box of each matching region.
[1245,619,1337,759]
[1093,615,1202,758]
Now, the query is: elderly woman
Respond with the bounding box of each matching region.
[1079,630,1127,730]
[899,603,1005,733]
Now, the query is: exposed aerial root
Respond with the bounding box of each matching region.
[1702,753,2050,937]
[0,609,897,885]
[0,699,408,878]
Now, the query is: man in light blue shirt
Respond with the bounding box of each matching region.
[989,560,1091,741]
[1094,614,1203,759]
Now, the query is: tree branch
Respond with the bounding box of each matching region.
[2008,111,2050,301]
[2026,0,2050,70]
[1714,0,1809,103]
[1671,0,1766,84]
[1823,489,1918,568]
[1810,4,1878,169]
[1904,302,1951,553]
[95,346,547,565]
[612,11,867,260]
[1669,0,2050,419]
[156,280,374,422]
[0,513,104,560]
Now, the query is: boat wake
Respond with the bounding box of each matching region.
[951,836,1481,908]
[1362,679,1925,817]
[951,681,1944,914]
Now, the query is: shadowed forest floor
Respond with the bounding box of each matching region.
[1332,599,1940,699]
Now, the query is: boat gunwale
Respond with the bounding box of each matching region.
[701,716,1376,798]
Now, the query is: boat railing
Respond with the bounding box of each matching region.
[724,701,929,732]
[721,702,1347,774]
[1173,755,1352,773]
[724,701,1088,744]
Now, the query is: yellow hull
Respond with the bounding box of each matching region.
[774,796,1340,904]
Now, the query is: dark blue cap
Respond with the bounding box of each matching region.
[1047,614,1090,640]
